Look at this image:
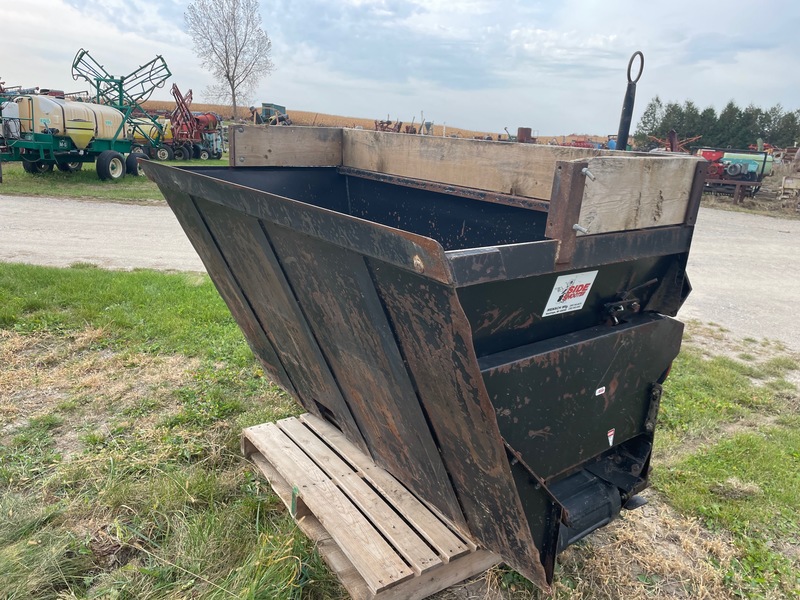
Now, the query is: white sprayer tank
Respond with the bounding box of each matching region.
[1,101,21,138]
[15,95,125,147]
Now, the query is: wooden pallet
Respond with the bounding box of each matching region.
[242,414,501,600]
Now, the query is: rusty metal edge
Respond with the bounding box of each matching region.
[545,161,589,267]
[446,240,559,287]
[141,160,456,285]
[448,224,691,285]
[684,160,708,226]
[562,226,692,273]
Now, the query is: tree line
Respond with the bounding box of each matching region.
[634,97,800,150]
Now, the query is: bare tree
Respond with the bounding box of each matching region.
[184,0,274,117]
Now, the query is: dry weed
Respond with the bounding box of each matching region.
[557,491,737,599]
[430,490,742,599]
[0,329,199,453]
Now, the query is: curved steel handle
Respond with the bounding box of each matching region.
[616,51,645,152]
[627,51,644,84]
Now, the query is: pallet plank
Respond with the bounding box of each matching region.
[244,418,503,599]
[278,418,443,575]
[376,550,501,600]
[248,453,372,600]
[299,414,472,559]
[244,423,414,593]
[249,452,498,600]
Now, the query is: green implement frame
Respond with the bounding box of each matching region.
[71,48,171,152]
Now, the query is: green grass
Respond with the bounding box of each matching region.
[0,156,227,202]
[653,336,800,597]
[0,263,334,598]
[657,349,777,436]
[0,262,249,365]
[1,415,64,488]
[656,427,800,596]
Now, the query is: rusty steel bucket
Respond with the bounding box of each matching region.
[142,130,704,591]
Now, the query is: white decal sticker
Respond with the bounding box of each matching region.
[607,428,615,447]
[542,271,598,317]
[595,386,606,396]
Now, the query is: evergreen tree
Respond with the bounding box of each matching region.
[698,107,718,146]
[633,96,664,148]
[774,111,800,147]
[634,96,799,150]
[716,101,742,147]
[682,101,702,138]
[760,104,784,141]
[735,104,763,148]
[659,102,685,138]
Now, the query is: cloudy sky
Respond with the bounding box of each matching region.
[2,0,798,135]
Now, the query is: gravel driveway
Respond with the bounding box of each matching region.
[0,195,203,272]
[1,194,798,351]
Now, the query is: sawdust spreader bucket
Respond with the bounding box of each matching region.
[143,126,706,591]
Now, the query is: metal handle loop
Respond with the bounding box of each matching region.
[627,51,644,84]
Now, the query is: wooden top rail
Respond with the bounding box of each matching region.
[229,126,704,235]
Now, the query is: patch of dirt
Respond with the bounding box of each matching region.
[0,329,200,456]
[710,476,763,500]
[685,319,775,359]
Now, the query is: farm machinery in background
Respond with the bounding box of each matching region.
[1,76,141,181]
[71,48,172,160]
[260,103,291,125]
[641,128,775,200]
[126,85,225,161]
[165,84,224,160]
[73,50,225,161]
[696,147,774,198]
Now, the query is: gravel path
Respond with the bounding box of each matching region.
[1,194,798,351]
[0,195,203,272]
[680,207,800,351]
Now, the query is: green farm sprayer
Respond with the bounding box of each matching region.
[1,50,172,181]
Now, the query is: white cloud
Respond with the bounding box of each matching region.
[2,0,799,135]
[1,0,205,102]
